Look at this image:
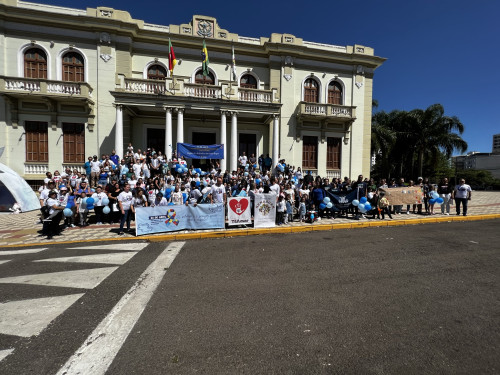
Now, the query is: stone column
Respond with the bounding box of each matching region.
[115,104,123,160]
[230,112,238,172]
[220,111,227,171]
[272,115,279,173]
[165,107,172,161]
[176,108,184,146]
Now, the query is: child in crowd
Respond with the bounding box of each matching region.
[377,192,392,220]
[76,191,89,226]
[285,193,293,223]
[299,196,307,222]
[428,185,436,215]
[306,203,318,223]
[276,195,286,225]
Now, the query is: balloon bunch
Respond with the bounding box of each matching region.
[175,164,189,174]
[193,168,207,176]
[429,191,444,205]
[352,197,372,213]
[102,197,111,214]
[319,197,334,210]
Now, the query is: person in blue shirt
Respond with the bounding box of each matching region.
[110,149,119,166]
[84,156,92,181]
[312,182,326,217]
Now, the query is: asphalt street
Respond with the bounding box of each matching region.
[0,220,499,374]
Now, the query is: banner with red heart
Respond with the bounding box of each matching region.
[227,197,251,225]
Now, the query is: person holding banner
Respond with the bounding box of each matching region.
[187,181,202,207]
[210,177,226,204]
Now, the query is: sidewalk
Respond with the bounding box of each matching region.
[1,191,500,248]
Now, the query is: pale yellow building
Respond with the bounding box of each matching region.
[0,0,385,185]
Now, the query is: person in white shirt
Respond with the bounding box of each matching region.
[92,186,108,224]
[118,184,134,235]
[238,152,248,168]
[90,155,102,188]
[210,177,226,204]
[151,192,169,207]
[133,190,148,208]
[269,177,280,196]
[452,178,472,216]
[171,184,183,205]
[43,190,64,239]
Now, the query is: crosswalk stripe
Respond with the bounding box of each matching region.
[57,242,185,375]
[34,252,137,265]
[0,294,84,337]
[0,267,119,289]
[0,260,10,265]
[0,349,14,362]
[0,248,47,256]
[70,243,148,251]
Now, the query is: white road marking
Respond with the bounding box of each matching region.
[0,348,14,362]
[0,267,119,289]
[34,252,137,265]
[56,242,185,375]
[70,243,148,251]
[0,294,84,337]
[0,248,47,256]
[0,260,11,265]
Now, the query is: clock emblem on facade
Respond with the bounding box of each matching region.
[197,20,213,38]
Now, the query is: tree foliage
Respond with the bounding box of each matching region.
[371,103,468,182]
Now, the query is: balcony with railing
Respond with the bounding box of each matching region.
[119,77,279,104]
[298,102,356,123]
[0,76,93,99]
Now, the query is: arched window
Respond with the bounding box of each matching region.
[147,64,167,80]
[328,81,343,105]
[240,74,257,89]
[195,69,215,84]
[24,48,47,79]
[304,78,319,103]
[62,52,84,82]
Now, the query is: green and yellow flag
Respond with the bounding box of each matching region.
[201,39,209,76]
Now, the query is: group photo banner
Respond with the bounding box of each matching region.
[177,143,224,159]
[135,203,225,236]
[254,194,276,228]
[378,187,424,205]
[227,197,252,226]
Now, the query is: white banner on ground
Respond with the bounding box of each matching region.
[227,197,251,226]
[254,193,276,228]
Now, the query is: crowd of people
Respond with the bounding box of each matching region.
[36,145,473,239]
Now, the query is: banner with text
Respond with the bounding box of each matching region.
[379,187,424,205]
[135,203,225,236]
[177,143,224,159]
[254,194,276,228]
[325,189,359,211]
[227,197,252,226]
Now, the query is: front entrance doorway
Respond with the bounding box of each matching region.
[191,131,217,168]
[146,128,165,155]
[239,133,257,161]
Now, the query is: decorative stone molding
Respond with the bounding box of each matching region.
[355,82,363,89]
[284,74,292,81]
[197,19,213,38]
[284,56,294,66]
[100,9,113,17]
[100,54,112,62]
[100,32,111,44]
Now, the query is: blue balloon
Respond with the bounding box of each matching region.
[175,164,181,169]
[359,206,367,213]
[253,164,257,168]
[182,193,188,203]
[436,197,444,204]
[203,180,208,186]
[63,208,73,217]
[244,172,249,176]
[310,214,315,220]
[86,197,95,206]
[103,206,111,214]
[364,203,372,211]
[431,191,439,199]
[326,202,333,209]
[87,205,94,210]
[255,179,261,184]
[165,187,172,194]
[358,203,365,211]
[429,198,436,204]
[278,164,284,172]
[323,197,331,204]
[238,190,247,197]
[195,181,200,187]
[360,197,367,204]
[319,203,326,210]
[352,199,359,207]
[102,197,110,206]
[177,168,183,173]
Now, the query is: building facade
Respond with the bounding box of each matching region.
[0,0,385,184]
[493,133,500,154]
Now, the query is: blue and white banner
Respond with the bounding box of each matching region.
[135,203,225,236]
[177,143,224,159]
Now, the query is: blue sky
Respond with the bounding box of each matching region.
[32,0,500,154]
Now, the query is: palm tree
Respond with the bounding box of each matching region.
[406,104,467,177]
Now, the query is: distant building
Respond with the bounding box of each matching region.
[452,151,500,179]
[493,133,500,154]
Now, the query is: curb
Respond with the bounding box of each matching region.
[4,214,500,248]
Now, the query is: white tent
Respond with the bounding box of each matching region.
[0,163,40,212]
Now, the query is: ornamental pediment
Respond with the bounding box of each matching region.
[170,15,237,41]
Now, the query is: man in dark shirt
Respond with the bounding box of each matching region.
[352,175,367,218]
[437,177,452,215]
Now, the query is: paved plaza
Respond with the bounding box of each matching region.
[1,191,499,247]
